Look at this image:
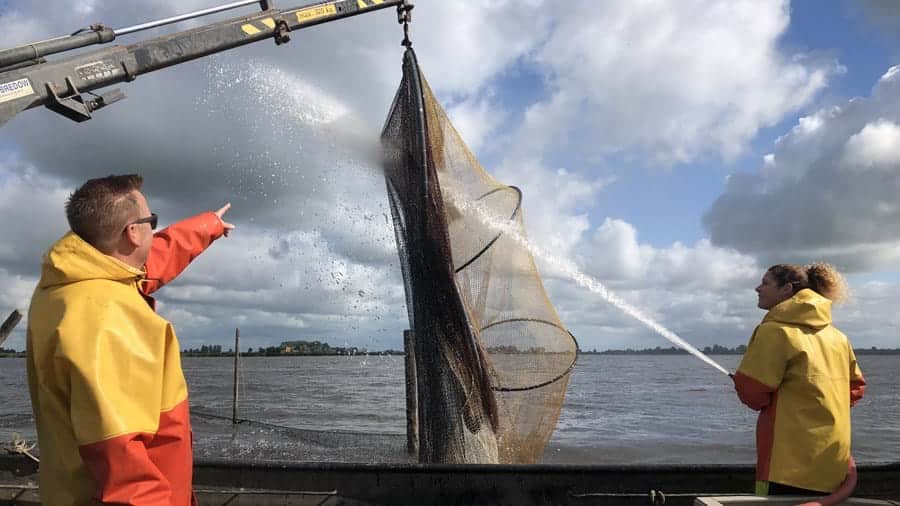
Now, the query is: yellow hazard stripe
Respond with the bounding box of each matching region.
[357,0,384,8]
[241,17,276,35]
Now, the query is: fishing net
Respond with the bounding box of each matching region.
[381,48,578,464]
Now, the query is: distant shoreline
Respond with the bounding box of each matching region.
[0,351,405,358]
[2,348,898,358]
[580,346,900,356]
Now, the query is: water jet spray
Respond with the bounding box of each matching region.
[444,186,733,378]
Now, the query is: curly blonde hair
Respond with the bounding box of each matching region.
[805,262,848,303]
[767,262,848,304]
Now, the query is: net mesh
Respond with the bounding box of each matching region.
[381,48,578,464]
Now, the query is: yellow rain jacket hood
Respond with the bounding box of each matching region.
[734,289,866,493]
[28,212,224,506]
[38,232,144,288]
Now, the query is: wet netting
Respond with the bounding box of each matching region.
[381,48,578,464]
[188,411,407,463]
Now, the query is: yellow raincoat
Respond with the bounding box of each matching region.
[734,288,866,493]
[27,212,224,505]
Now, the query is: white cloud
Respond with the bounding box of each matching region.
[494,160,613,267]
[882,66,900,83]
[0,268,38,351]
[0,162,71,276]
[409,0,550,97]
[841,120,900,171]
[838,278,900,349]
[704,64,900,271]
[0,9,48,50]
[517,0,838,164]
[446,96,508,154]
[0,268,35,314]
[74,0,98,16]
[579,218,758,291]
[5,0,840,179]
[584,219,652,281]
[762,105,846,186]
[152,225,406,344]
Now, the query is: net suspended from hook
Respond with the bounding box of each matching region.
[381,46,578,463]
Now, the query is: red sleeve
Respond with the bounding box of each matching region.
[142,211,225,294]
[733,371,776,411]
[850,376,866,407]
[849,348,866,407]
[79,433,171,505]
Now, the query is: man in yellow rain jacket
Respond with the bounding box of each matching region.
[734,263,866,495]
[27,174,234,505]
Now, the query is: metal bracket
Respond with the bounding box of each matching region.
[44,78,126,122]
[44,77,92,122]
[259,0,274,10]
[120,60,137,82]
[273,18,290,45]
[87,88,126,112]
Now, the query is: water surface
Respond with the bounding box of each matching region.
[1,354,895,464]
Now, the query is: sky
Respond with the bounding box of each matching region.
[1,0,899,354]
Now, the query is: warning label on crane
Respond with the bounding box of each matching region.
[0,78,33,104]
[296,4,337,23]
[75,61,118,83]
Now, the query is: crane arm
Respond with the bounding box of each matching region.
[0,0,410,126]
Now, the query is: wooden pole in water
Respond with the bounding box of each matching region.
[0,309,22,347]
[232,327,239,424]
[403,329,418,458]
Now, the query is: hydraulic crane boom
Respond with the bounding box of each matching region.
[0,0,412,126]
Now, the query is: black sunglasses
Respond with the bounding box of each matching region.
[128,213,158,230]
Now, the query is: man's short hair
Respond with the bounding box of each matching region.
[65,175,144,252]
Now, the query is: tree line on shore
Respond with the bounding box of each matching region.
[583,344,748,355]
[580,345,900,355]
[180,340,403,357]
[3,342,898,357]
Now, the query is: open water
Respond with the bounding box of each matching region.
[1,354,896,464]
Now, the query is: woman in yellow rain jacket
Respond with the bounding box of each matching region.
[733,263,866,496]
[27,175,233,505]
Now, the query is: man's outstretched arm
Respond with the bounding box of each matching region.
[142,203,234,294]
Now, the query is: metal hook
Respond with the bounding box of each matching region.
[397,1,414,47]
